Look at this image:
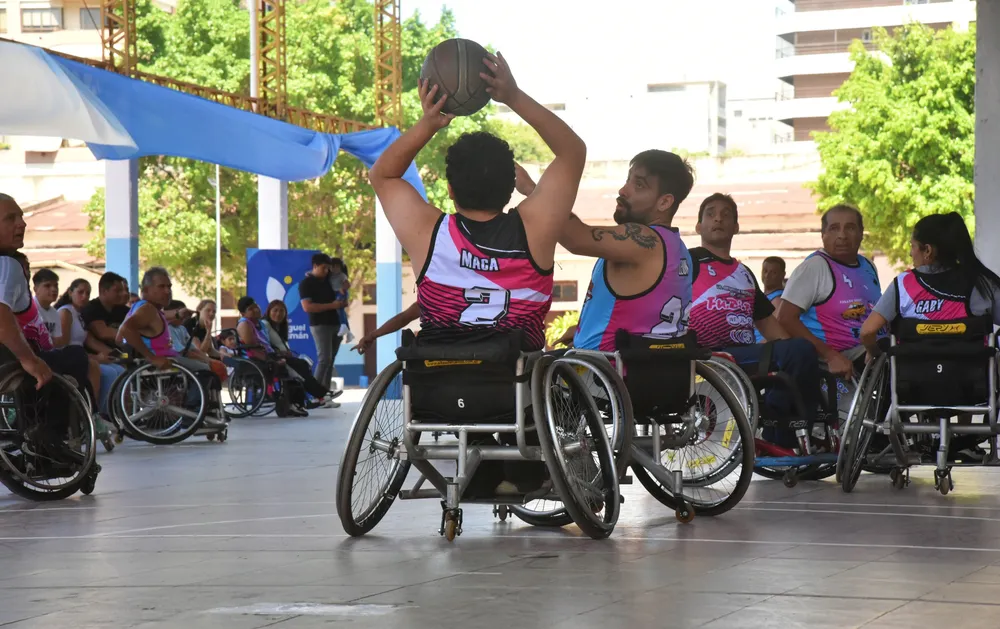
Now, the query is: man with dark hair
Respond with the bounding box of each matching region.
[547,150,695,350]
[368,52,586,352]
[82,271,130,349]
[687,193,820,433]
[761,256,786,304]
[31,268,61,341]
[776,205,881,379]
[299,252,344,404]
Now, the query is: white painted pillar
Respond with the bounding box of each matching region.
[975,0,1000,273]
[375,197,402,374]
[257,176,288,249]
[104,159,140,291]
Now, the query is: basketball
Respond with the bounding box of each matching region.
[420,38,493,117]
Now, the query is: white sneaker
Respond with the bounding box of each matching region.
[323,399,341,409]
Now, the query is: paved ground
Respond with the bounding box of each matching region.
[4,390,1000,628]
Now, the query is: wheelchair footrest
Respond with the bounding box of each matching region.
[754,453,838,468]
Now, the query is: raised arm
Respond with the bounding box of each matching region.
[368,82,451,275]
[486,55,586,269]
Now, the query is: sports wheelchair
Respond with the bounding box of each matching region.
[217,329,309,419]
[840,316,999,495]
[562,331,755,522]
[336,329,624,542]
[0,362,101,500]
[106,348,229,445]
[705,347,853,487]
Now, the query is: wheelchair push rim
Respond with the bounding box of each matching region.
[841,354,889,493]
[224,359,269,419]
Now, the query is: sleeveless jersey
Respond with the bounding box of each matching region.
[124,300,178,357]
[417,211,553,350]
[15,297,53,352]
[895,269,972,320]
[238,316,274,356]
[689,252,758,348]
[574,225,692,351]
[754,288,785,343]
[800,251,882,352]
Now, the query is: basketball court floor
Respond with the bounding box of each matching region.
[3,390,1000,628]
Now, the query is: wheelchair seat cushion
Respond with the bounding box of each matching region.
[615,331,709,418]
[395,328,523,367]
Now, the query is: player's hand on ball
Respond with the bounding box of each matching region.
[418,80,454,130]
[481,51,519,104]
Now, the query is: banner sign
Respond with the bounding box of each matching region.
[246,248,321,364]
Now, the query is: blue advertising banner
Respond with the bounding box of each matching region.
[246,248,320,365]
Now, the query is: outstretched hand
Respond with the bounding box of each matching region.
[418,80,455,131]
[480,51,520,104]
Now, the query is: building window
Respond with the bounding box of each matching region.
[21,8,63,31]
[552,281,578,302]
[362,283,376,305]
[0,9,6,33]
[647,84,686,93]
[80,8,102,29]
[861,29,873,43]
[734,110,742,118]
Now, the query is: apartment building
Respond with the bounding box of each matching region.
[775,0,975,143]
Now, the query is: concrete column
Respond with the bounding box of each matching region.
[257,176,288,249]
[375,197,402,374]
[104,159,139,291]
[975,0,1000,273]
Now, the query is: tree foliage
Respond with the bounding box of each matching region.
[811,23,976,267]
[84,0,551,296]
[545,311,579,349]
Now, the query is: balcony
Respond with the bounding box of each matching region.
[776,52,856,82]
[776,0,974,35]
[774,96,847,124]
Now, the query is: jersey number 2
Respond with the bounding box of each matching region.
[460,287,510,325]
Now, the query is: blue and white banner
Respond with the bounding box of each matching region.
[246,248,321,365]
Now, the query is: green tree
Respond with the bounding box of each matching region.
[84,0,551,297]
[811,23,976,266]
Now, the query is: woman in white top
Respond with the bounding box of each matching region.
[54,279,92,348]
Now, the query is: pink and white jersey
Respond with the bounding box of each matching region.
[896,269,971,320]
[689,253,758,348]
[417,211,553,350]
[15,297,54,352]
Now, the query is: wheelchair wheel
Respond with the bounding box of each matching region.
[705,355,758,433]
[533,355,620,540]
[630,361,754,517]
[117,362,207,445]
[0,366,99,501]
[840,354,889,493]
[224,359,268,419]
[336,361,409,537]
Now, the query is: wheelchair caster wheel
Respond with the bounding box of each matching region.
[217,430,227,443]
[114,433,124,444]
[206,433,215,442]
[493,504,509,522]
[782,470,798,488]
[440,508,463,542]
[675,502,695,524]
[935,469,953,495]
[101,437,115,453]
[80,475,97,496]
[890,467,907,490]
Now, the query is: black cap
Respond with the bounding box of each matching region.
[311,252,332,267]
[237,296,256,313]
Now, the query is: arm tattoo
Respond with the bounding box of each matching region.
[590,223,658,249]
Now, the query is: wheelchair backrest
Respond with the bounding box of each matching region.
[615,330,710,417]
[395,329,525,423]
[890,316,996,407]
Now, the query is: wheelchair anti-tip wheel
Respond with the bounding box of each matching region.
[116,362,207,445]
[336,361,410,537]
[0,365,100,501]
[840,354,888,493]
[532,355,621,540]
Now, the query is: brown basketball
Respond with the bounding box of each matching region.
[420,38,493,117]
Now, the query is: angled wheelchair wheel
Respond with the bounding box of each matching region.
[224,359,269,419]
[706,355,758,433]
[840,354,889,493]
[631,361,754,517]
[0,366,99,501]
[336,361,410,537]
[117,362,207,445]
[533,355,620,540]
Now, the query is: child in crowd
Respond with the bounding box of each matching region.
[328,258,354,343]
[31,269,62,343]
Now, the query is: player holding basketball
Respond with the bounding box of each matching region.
[515,150,696,350]
[369,52,585,351]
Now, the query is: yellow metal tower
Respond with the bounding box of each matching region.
[257,0,288,120]
[374,0,403,128]
[100,0,138,76]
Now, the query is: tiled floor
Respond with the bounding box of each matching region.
[3,390,1000,627]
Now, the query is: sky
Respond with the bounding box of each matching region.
[402,0,779,104]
